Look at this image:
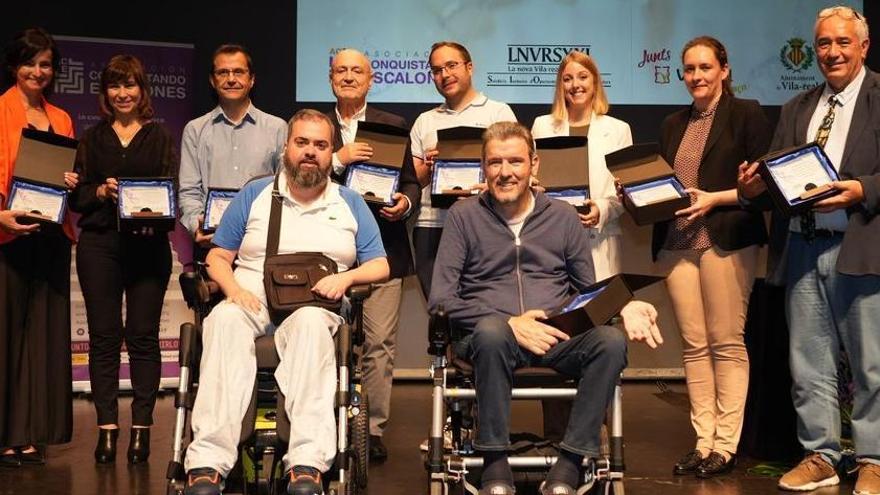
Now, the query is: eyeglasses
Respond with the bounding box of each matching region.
[213,68,249,79]
[430,61,464,77]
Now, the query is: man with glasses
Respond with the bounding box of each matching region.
[410,41,517,299]
[324,48,421,462]
[738,6,880,493]
[179,44,287,257]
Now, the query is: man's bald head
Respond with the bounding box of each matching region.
[330,48,373,104]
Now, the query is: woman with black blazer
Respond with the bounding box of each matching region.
[70,54,177,465]
[657,36,771,478]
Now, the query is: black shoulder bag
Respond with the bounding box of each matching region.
[262,174,342,325]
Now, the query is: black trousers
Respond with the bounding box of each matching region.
[0,233,73,446]
[76,230,171,426]
[412,226,444,299]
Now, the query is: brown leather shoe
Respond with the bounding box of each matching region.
[778,453,839,491]
[855,462,880,495]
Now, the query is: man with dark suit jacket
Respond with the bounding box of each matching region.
[325,48,420,462]
[739,6,880,493]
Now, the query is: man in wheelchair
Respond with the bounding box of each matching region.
[183,109,389,495]
[429,121,663,495]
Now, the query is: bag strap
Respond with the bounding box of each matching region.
[266,173,283,257]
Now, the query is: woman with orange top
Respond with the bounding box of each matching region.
[0,27,78,467]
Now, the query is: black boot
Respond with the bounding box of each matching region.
[94,428,119,464]
[127,428,150,464]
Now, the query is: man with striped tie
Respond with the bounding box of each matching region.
[738,6,880,494]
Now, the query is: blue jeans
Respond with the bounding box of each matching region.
[785,232,880,466]
[455,316,627,457]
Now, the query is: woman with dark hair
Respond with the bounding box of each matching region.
[70,54,177,464]
[0,27,77,467]
[657,36,771,477]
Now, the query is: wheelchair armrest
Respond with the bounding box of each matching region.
[345,284,371,346]
[427,307,451,357]
[346,284,372,302]
[204,280,220,296]
[179,271,221,311]
[179,272,205,309]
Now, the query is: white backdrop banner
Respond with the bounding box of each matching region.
[296,0,862,105]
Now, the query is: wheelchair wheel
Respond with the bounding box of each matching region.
[351,388,370,489]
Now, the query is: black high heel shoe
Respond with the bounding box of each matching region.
[17,446,45,465]
[0,449,20,468]
[94,428,119,464]
[127,428,150,464]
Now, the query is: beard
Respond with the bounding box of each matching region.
[285,157,329,189]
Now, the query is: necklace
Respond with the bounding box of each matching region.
[112,122,141,148]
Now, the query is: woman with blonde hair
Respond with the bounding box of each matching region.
[532,50,632,280]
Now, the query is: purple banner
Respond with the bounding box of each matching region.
[52,35,194,140]
[52,36,196,392]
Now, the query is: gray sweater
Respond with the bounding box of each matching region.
[429,192,596,334]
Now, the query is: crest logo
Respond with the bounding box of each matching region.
[780,38,814,73]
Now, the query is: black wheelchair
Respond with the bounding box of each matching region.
[424,309,626,495]
[166,265,372,495]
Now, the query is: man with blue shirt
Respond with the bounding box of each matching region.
[178,44,287,252]
[183,109,389,495]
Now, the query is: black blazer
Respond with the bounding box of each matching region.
[326,106,420,279]
[653,93,772,259]
[760,69,880,282]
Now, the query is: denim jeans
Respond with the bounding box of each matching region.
[785,232,880,466]
[456,315,627,457]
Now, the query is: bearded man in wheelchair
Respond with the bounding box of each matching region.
[429,121,663,495]
[182,109,389,495]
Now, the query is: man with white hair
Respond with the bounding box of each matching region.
[324,48,421,461]
[738,6,880,493]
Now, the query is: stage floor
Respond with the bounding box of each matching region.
[0,382,854,494]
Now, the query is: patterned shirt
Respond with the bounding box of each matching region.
[665,99,718,250]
